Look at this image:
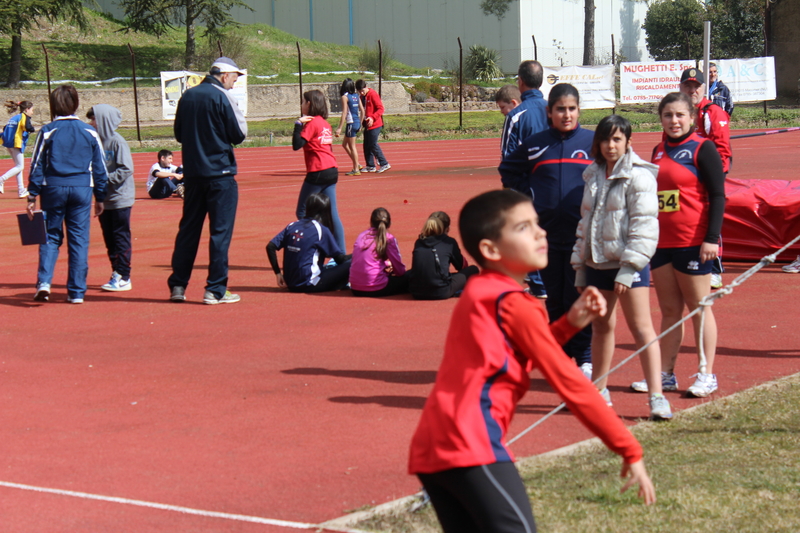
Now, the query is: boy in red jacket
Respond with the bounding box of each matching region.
[409,189,655,533]
[355,79,390,173]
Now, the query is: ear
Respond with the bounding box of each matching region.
[478,239,501,263]
[511,99,520,107]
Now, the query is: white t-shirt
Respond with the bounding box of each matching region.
[146,162,178,191]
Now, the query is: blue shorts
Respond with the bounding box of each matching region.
[650,246,713,275]
[585,264,651,291]
[345,123,360,138]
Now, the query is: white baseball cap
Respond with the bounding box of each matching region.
[211,57,245,75]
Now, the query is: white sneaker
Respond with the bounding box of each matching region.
[101,271,132,292]
[687,373,718,397]
[782,256,800,273]
[599,387,612,406]
[67,297,84,304]
[649,393,673,420]
[34,283,51,301]
[18,188,29,198]
[580,362,593,381]
[0,179,5,194]
[710,272,723,289]
[377,163,392,173]
[631,372,678,393]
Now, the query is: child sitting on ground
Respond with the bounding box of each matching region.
[409,189,655,533]
[266,193,351,293]
[349,207,409,297]
[147,149,184,199]
[409,211,479,300]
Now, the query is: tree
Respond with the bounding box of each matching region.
[707,0,765,58]
[480,0,512,20]
[118,0,253,69]
[582,0,595,65]
[0,0,88,88]
[643,0,705,60]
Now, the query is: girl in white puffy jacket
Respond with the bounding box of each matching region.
[571,115,672,421]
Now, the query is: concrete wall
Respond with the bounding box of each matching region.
[770,0,800,100]
[11,81,409,125]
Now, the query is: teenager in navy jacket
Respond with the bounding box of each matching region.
[498,83,595,371]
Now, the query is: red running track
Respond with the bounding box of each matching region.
[0,132,798,532]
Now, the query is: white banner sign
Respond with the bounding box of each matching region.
[160,71,248,120]
[541,65,615,109]
[619,60,696,104]
[702,57,776,103]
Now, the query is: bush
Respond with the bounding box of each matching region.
[465,45,503,82]
[413,91,428,103]
[358,43,394,75]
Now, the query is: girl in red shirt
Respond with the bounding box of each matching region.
[293,89,346,252]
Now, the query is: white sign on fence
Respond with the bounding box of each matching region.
[541,65,615,109]
[160,71,248,120]
[619,60,696,104]
[701,57,776,103]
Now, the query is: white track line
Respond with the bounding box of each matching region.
[0,481,316,529]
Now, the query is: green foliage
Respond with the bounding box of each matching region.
[643,0,705,60]
[357,42,394,76]
[480,0,513,20]
[465,45,503,82]
[707,0,765,58]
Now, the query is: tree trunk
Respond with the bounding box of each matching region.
[184,0,196,69]
[582,0,595,66]
[6,31,23,89]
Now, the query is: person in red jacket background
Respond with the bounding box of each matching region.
[355,79,390,173]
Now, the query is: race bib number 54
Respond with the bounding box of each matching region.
[658,190,680,212]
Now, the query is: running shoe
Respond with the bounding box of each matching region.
[175,183,186,199]
[67,297,84,304]
[649,393,673,420]
[101,271,132,292]
[782,255,800,273]
[203,290,240,305]
[580,362,593,381]
[377,164,392,173]
[599,387,613,407]
[0,179,5,194]
[687,373,718,397]
[710,273,723,289]
[345,169,361,176]
[363,166,377,173]
[18,188,29,198]
[631,372,678,393]
[170,286,186,302]
[34,283,50,302]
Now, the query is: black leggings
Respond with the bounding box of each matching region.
[351,271,410,297]
[418,462,537,533]
[289,261,351,293]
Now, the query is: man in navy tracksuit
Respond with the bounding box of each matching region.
[168,57,248,305]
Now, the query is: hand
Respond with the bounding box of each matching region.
[365,117,374,128]
[297,115,313,124]
[26,199,36,221]
[94,201,104,217]
[335,129,341,138]
[699,242,719,264]
[276,273,287,289]
[566,286,607,330]
[576,286,584,294]
[614,282,628,295]
[620,460,656,505]
[384,261,394,274]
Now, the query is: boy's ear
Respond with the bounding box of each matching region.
[511,99,520,107]
[478,238,501,263]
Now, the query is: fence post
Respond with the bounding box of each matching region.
[458,37,463,129]
[127,44,142,143]
[296,42,303,112]
[611,34,616,114]
[378,39,383,96]
[531,35,537,61]
[41,44,53,121]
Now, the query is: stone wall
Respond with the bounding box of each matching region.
[5,81,410,125]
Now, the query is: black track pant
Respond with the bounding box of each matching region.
[418,462,537,533]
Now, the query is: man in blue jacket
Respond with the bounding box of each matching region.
[168,57,248,304]
[500,60,547,160]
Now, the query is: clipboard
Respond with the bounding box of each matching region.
[17,211,47,246]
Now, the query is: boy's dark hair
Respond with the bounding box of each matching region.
[158,149,173,160]
[305,192,334,232]
[340,78,356,95]
[658,91,695,117]
[495,84,521,104]
[355,79,367,91]
[50,85,79,117]
[86,107,95,120]
[517,60,543,90]
[459,189,531,268]
[591,114,632,166]
[303,90,329,119]
[547,83,580,109]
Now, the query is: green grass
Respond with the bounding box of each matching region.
[354,373,800,532]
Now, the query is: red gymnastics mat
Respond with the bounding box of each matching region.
[0,133,798,532]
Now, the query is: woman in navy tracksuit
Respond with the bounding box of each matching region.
[25,85,108,303]
[498,83,595,370]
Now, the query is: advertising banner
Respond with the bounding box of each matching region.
[161,71,248,120]
[619,60,696,104]
[701,57,776,103]
[541,65,615,109]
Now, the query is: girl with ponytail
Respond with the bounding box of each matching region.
[349,207,410,296]
[1,100,35,197]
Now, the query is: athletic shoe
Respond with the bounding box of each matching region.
[203,290,240,305]
[363,166,377,173]
[0,179,5,194]
[687,373,718,397]
[631,372,678,393]
[101,272,132,292]
[580,362,593,381]
[599,387,613,407]
[170,286,186,302]
[710,273,723,289]
[175,183,185,199]
[649,393,673,420]
[345,169,361,176]
[377,164,392,173]
[782,255,800,273]
[67,297,84,304]
[34,283,50,302]
[18,188,29,198]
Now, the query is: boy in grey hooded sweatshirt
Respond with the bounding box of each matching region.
[88,104,135,291]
